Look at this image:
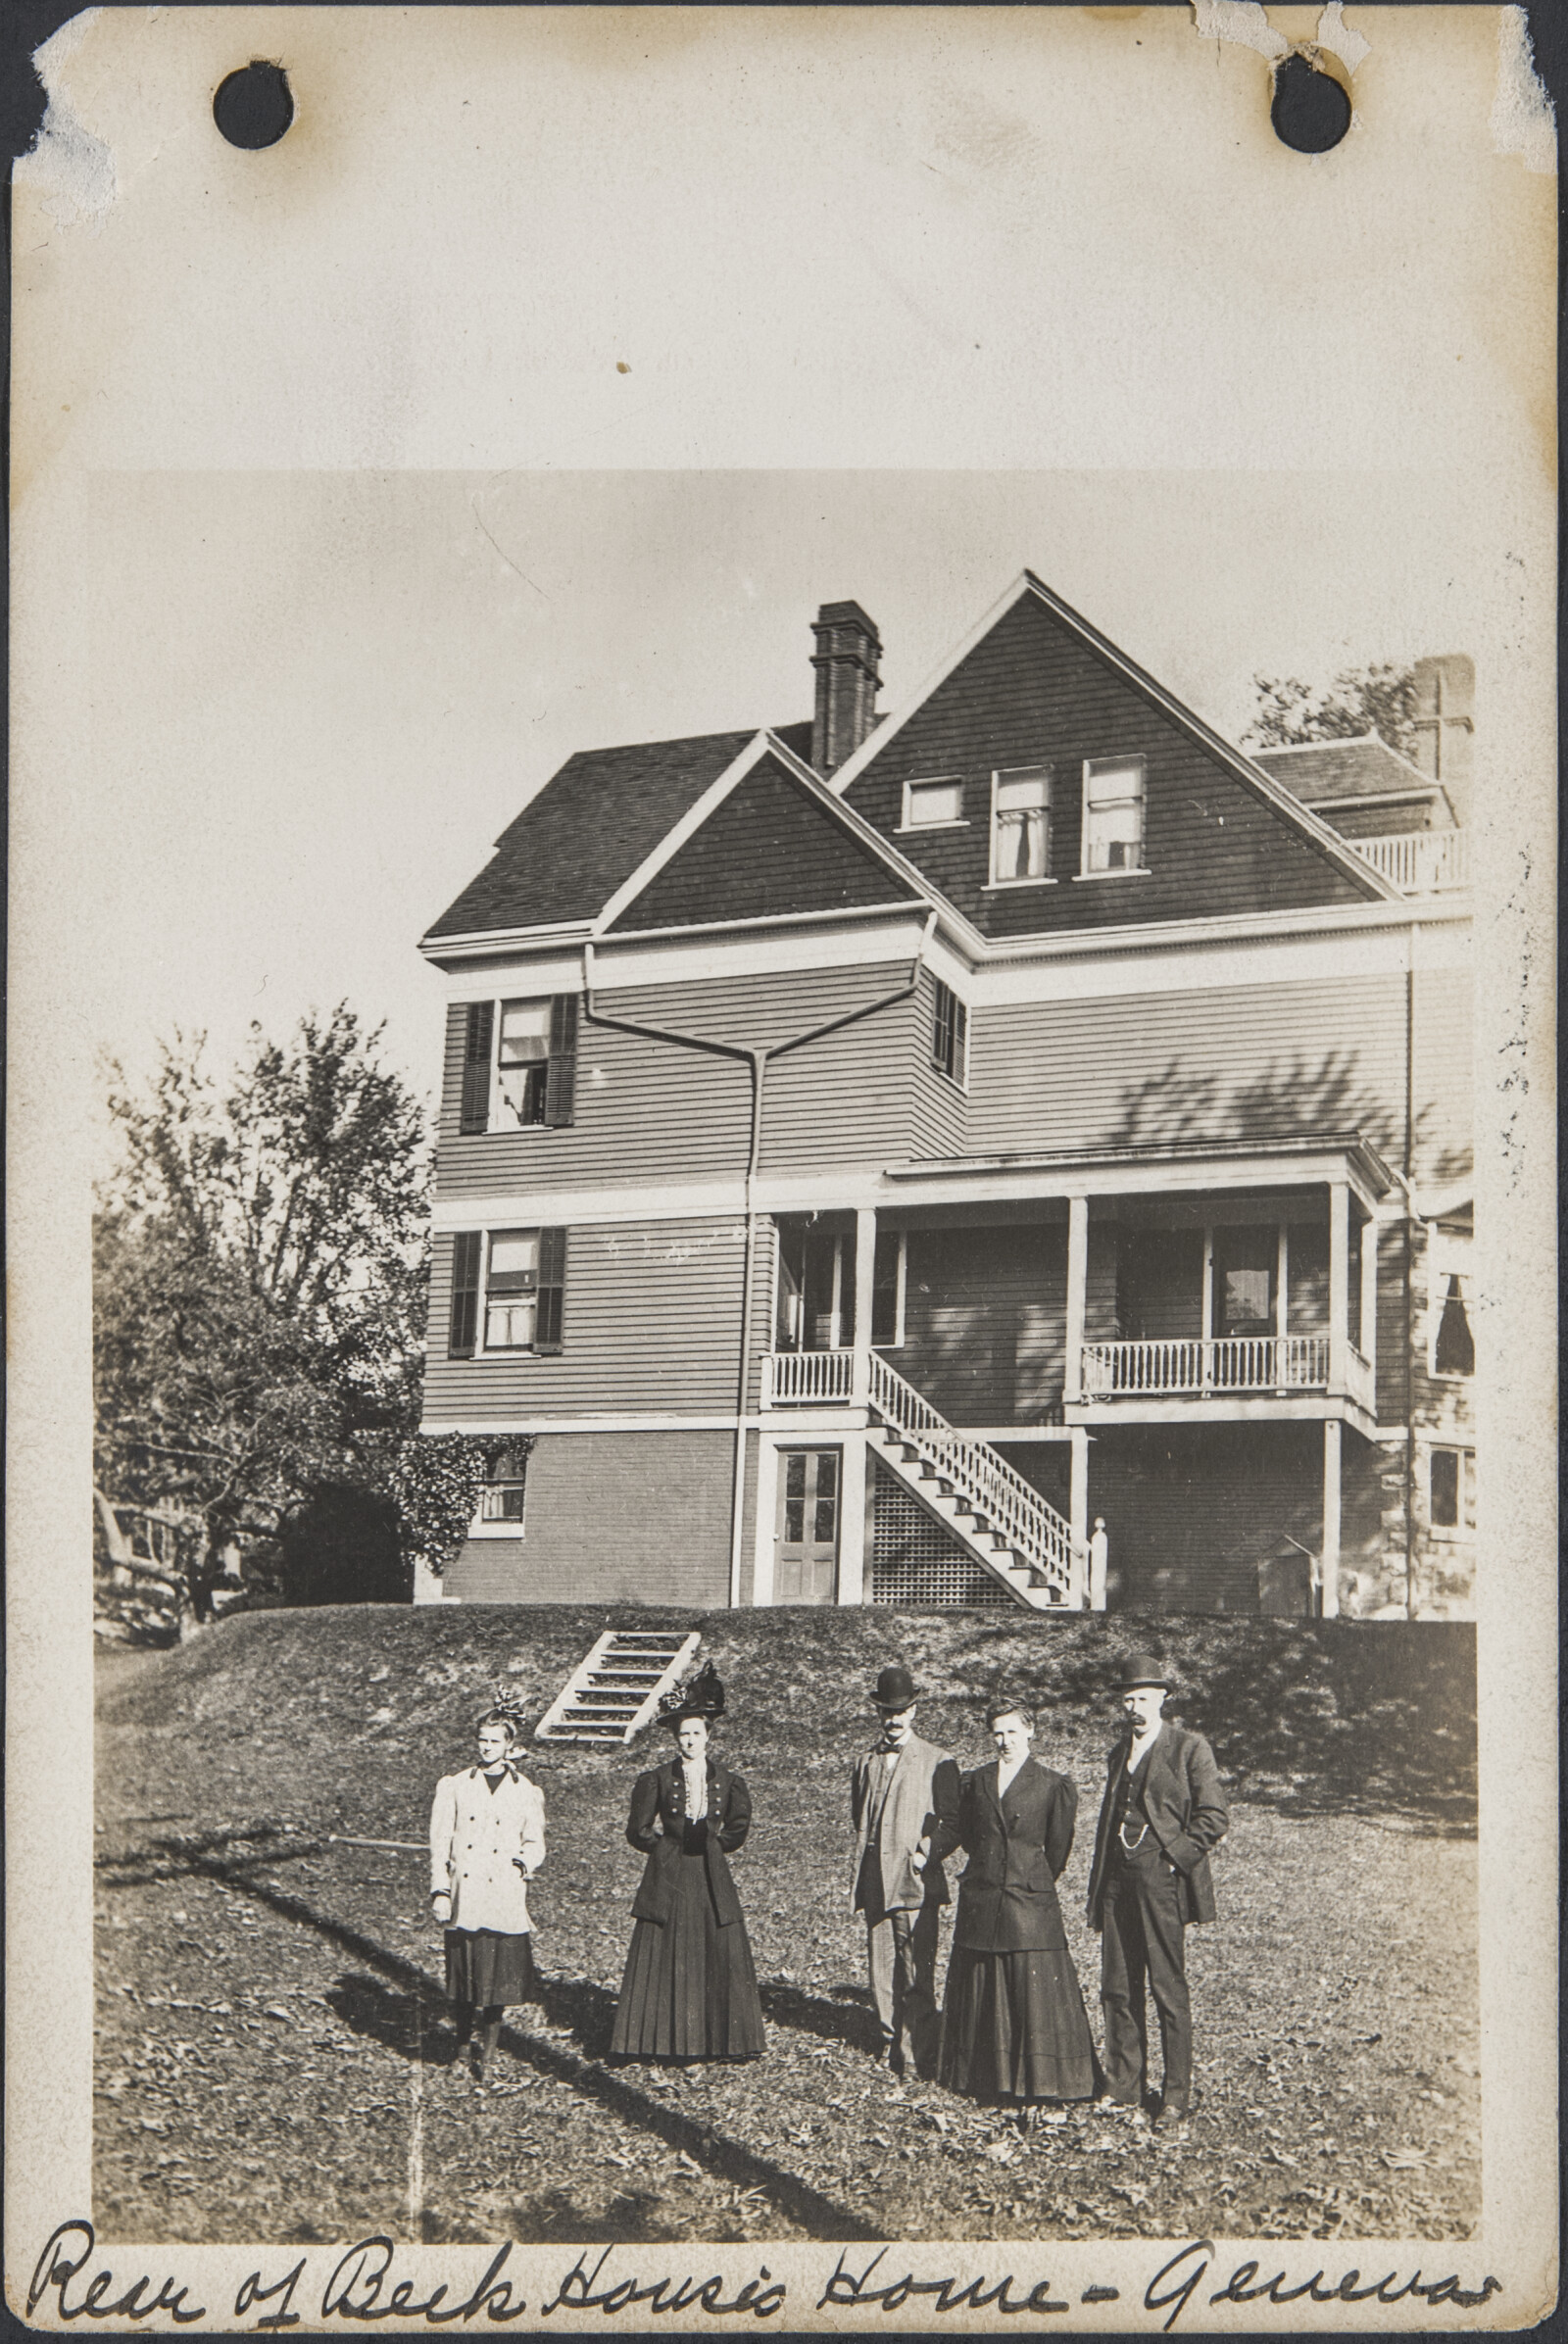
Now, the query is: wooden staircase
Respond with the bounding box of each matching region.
[532,1628,701,1745]
[867,1354,1084,1610]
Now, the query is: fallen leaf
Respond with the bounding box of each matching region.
[1382,2148,1430,2171]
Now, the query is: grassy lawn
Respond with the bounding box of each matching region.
[94,1606,1478,2246]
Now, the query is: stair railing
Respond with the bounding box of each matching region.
[867,1353,1081,1602]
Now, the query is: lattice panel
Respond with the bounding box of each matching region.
[869,1461,1013,1609]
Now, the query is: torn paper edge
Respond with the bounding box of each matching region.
[1491,3,1557,175]
[1192,1,1371,79]
[16,9,117,230]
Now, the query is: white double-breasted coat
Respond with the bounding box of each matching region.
[428,1765,547,1934]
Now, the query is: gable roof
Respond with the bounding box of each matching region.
[609,749,920,933]
[827,571,1398,905]
[1250,734,1456,822]
[424,730,759,940]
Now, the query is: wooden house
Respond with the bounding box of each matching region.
[417,576,1474,1618]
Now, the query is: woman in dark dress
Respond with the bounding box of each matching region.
[938,1700,1100,2124]
[610,1664,765,2064]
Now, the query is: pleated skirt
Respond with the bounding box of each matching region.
[444,1928,535,2010]
[610,1851,765,2062]
[939,1945,1100,2105]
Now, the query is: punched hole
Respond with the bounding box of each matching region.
[1271,52,1351,154]
[214,61,294,151]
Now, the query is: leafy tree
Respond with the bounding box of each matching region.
[1245,662,1419,760]
[96,1006,491,1622]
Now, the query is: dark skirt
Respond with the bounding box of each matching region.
[940,1945,1099,2104]
[610,1849,765,2061]
[445,1928,535,2010]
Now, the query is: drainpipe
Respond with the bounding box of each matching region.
[583,908,937,1609]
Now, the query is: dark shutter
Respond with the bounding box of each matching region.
[459,1001,494,1135]
[544,994,579,1128]
[954,998,968,1087]
[535,1226,567,1352]
[448,1231,482,1358]
[932,981,953,1074]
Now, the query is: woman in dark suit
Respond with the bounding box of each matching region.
[937,1700,1100,2120]
[610,1664,765,2063]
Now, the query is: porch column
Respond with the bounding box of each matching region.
[1064,1196,1089,1402]
[850,1207,878,1408]
[1068,1428,1090,1606]
[1359,1206,1379,1382]
[1321,1417,1342,1617]
[1328,1180,1349,1394]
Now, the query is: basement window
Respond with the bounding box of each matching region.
[1428,1445,1476,1537]
[477,1446,528,1526]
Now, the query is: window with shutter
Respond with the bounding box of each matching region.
[448,1231,482,1357]
[544,995,578,1128]
[459,1002,495,1134]
[932,980,968,1088]
[485,1230,540,1349]
[496,999,551,1127]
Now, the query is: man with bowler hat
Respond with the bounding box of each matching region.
[1087,1653,1228,2133]
[850,1664,961,2078]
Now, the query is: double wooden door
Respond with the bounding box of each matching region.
[773,1447,841,1605]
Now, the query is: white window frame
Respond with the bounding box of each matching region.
[1075,756,1150,881]
[1424,1441,1477,1540]
[482,1228,542,1353]
[899,775,968,834]
[986,765,1056,890]
[490,997,553,1135]
[470,1445,529,1538]
[1426,1235,1475,1381]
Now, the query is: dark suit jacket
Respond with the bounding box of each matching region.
[1086,1722,1229,1931]
[944,1758,1078,1954]
[625,1758,751,1929]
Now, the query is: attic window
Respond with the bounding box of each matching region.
[1080,758,1147,875]
[902,777,966,830]
[990,766,1053,884]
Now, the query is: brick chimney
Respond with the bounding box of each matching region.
[1411,654,1474,827]
[809,602,882,776]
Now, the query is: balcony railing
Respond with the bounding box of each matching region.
[764,1347,856,1405]
[1080,1334,1332,1397]
[1350,829,1468,894]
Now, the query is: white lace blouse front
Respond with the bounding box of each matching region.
[680,1761,709,1821]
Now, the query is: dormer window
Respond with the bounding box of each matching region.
[902,776,966,831]
[990,765,1053,884]
[1081,757,1147,875]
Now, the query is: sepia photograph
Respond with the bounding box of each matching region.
[9,4,1557,2331]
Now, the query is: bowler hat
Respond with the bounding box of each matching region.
[873,1664,918,1710]
[1114,1651,1169,1691]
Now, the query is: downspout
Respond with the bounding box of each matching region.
[583,907,938,1609]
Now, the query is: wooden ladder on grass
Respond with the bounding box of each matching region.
[532,1628,701,1746]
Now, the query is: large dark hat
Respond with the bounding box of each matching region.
[658,1659,725,1731]
[873,1664,918,1710]
[1113,1651,1169,1691]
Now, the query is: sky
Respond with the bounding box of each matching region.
[83,460,1517,1121]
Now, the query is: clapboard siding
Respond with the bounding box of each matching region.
[437,962,930,1196]
[896,1223,1066,1422]
[443,1431,731,1605]
[1411,966,1472,1188]
[612,754,916,930]
[908,967,969,1159]
[966,972,1409,1159]
[423,1216,748,1418]
[842,593,1374,937]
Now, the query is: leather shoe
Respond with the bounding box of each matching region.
[1152,2102,1189,2134]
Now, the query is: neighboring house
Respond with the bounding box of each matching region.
[416,576,1474,1620]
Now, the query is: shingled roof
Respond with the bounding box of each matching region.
[1250,733,1450,812]
[425,730,764,938]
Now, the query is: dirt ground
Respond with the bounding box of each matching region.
[93,1607,1479,2246]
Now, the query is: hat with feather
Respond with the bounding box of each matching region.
[657,1658,726,1731]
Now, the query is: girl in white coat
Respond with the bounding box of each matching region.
[429,1709,546,2078]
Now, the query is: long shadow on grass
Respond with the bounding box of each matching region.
[98,1828,881,2243]
[759,1979,878,2054]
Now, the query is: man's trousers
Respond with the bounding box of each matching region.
[1099,1842,1193,2112]
[863,1899,941,2076]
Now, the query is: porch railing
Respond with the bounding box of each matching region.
[867,1352,1079,1602]
[1350,830,1468,894]
[764,1347,856,1405]
[1080,1334,1332,1396]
